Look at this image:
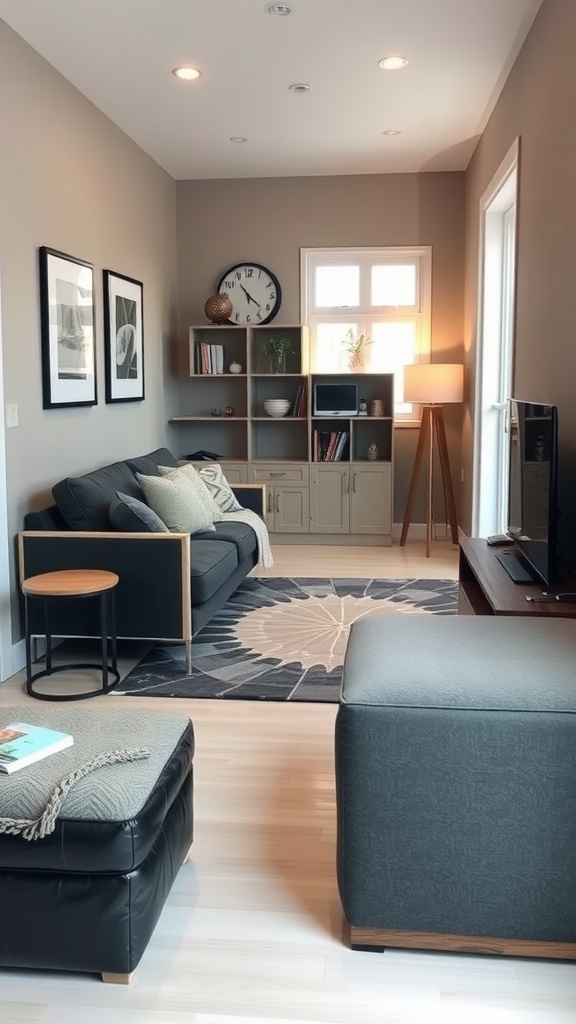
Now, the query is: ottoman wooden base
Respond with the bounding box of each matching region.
[0,706,194,983]
[349,925,576,960]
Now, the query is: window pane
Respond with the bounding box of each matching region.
[371,265,416,306]
[314,322,358,372]
[315,266,359,307]
[370,323,416,404]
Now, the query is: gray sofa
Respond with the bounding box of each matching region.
[336,614,576,960]
[19,448,265,671]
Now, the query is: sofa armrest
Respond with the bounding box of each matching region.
[18,530,191,644]
[231,484,266,517]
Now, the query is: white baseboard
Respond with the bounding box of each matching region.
[3,637,26,682]
[391,522,426,540]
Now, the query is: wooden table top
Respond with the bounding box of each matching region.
[22,568,119,597]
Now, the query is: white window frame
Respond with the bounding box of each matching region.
[300,246,432,422]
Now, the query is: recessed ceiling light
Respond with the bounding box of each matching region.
[266,3,292,14]
[172,66,202,81]
[288,83,311,93]
[383,129,401,136]
[378,55,408,71]
[230,137,247,143]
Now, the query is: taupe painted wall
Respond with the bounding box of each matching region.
[175,173,466,524]
[0,20,178,642]
[463,0,576,566]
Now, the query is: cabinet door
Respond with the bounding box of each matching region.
[309,466,350,533]
[350,464,392,535]
[273,484,310,533]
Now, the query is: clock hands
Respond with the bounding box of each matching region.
[240,283,261,308]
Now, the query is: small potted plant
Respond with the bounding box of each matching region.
[262,336,293,374]
[343,329,372,371]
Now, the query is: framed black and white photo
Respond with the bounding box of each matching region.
[39,247,97,409]
[103,270,144,402]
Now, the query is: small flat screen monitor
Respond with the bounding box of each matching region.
[313,383,358,416]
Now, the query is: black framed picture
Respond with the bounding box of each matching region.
[39,247,97,409]
[103,270,144,403]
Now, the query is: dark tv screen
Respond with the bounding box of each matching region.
[507,398,558,585]
[313,383,358,415]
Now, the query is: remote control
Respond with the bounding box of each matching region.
[486,534,510,546]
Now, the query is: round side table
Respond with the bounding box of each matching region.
[22,569,120,701]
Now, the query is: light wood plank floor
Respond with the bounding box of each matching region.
[1,543,575,1023]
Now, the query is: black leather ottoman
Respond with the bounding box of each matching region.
[0,705,194,983]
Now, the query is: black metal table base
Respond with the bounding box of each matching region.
[25,587,119,701]
[26,663,121,701]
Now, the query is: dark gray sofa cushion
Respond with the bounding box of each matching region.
[190,540,238,605]
[109,492,169,533]
[125,449,179,477]
[194,520,257,561]
[52,448,176,531]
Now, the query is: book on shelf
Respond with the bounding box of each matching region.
[313,429,349,461]
[198,342,224,374]
[290,383,308,417]
[0,722,74,774]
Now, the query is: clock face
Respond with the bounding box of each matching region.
[217,263,282,325]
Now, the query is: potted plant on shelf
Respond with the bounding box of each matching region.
[343,329,372,372]
[262,336,293,374]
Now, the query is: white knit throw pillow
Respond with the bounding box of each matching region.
[136,472,215,534]
[157,463,224,522]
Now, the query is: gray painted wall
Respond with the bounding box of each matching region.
[0,20,178,642]
[4,0,572,656]
[463,0,576,567]
[175,173,466,525]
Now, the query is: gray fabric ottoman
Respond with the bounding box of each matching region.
[0,705,194,982]
[336,615,576,959]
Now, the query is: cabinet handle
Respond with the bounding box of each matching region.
[353,473,357,493]
[270,472,286,477]
[276,494,280,513]
[267,494,272,513]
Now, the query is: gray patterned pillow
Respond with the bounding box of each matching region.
[157,463,224,522]
[109,491,169,532]
[136,471,215,534]
[199,463,242,512]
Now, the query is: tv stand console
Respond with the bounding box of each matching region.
[459,536,576,616]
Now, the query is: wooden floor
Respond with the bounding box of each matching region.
[1,542,575,1023]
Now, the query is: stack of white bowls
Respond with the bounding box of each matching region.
[264,398,291,418]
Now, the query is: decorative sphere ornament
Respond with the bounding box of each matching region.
[204,293,232,324]
[229,361,242,374]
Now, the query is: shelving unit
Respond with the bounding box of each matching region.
[169,324,394,542]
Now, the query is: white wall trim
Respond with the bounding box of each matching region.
[471,136,520,537]
[0,255,14,681]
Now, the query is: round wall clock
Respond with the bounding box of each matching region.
[217,262,282,325]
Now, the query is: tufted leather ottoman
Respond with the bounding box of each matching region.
[0,705,194,983]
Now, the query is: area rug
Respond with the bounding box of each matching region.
[114,577,458,703]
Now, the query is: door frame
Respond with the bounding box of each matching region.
[472,138,520,537]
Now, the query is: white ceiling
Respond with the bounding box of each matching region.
[0,0,543,181]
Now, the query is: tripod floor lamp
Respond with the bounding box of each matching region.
[400,363,464,557]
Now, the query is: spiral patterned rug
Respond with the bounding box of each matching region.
[114,577,458,702]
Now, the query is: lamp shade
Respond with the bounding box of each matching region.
[403,363,463,404]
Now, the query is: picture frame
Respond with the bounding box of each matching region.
[103,270,144,403]
[39,247,97,409]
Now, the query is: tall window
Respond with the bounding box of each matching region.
[300,246,432,420]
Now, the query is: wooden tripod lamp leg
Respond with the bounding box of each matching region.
[432,406,459,544]
[400,407,432,547]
